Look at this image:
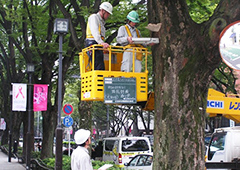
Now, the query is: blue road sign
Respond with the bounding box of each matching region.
[63,116,73,127]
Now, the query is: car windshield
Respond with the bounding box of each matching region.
[128,155,153,166]
[208,132,226,160]
[122,139,149,152]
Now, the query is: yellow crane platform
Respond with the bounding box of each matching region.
[79,45,152,104]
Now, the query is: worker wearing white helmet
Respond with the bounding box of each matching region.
[85,2,113,70]
[71,129,93,170]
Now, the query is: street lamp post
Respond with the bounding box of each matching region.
[8,90,12,162]
[37,111,40,137]
[26,63,35,170]
[54,18,69,170]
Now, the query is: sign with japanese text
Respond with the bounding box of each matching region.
[207,89,240,121]
[12,83,27,111]
[104,77,136,104]
[207,98,240,115]
[33,84,48,111]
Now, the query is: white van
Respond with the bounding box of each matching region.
[102,136,152,168]
[206,126,240,170]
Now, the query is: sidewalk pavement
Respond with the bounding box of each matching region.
[0,150,25,170]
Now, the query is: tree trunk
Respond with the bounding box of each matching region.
[41,110,57,159]
[148,0,240,169]
[78,101,92,131]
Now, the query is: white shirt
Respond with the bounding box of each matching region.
[87,12,106,44]
[71,146,93,170]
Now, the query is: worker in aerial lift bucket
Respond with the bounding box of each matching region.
[85,2,113,70]
[116,11,155,72]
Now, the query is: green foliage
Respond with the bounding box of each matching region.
[62,156,72,170]
[187,0,220,23]
[17,147,23,155]
[63,141,76,145]
[210,62,238,94]
[31,151,41,159]
[42,157,56,169]
[63,79,81,120]
[43,156,119,170]
[92,160,120,170]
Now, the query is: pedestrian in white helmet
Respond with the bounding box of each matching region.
[85,2,113,70]
[71,129,93,170]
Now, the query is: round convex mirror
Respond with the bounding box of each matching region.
[219,21,240,70]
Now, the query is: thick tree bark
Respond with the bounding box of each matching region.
[41,110,57,159]
[148,0,240,169]
[78,100,92,130]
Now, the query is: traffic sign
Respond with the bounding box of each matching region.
[63,116,73,127]
[63,104,73,115]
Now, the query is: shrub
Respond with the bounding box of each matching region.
[43,156,120,170]
[92,160,120,170]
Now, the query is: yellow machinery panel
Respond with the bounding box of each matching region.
[143,92,154,111]
[207,88,240,123]
[79,45,150,103]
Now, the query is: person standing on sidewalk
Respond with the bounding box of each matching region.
[85,2,113,70]
[71,129,93,170]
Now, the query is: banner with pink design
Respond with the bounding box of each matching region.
[33,84,48,111]
[12,83,27,111]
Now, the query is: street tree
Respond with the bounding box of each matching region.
[148,0,240,169]
[0,0,78,159]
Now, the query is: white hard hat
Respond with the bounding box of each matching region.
[100,2,113,15]
[74,129,91,145]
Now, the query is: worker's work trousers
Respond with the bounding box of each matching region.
[85,39,105,70]
[121,50,142,72]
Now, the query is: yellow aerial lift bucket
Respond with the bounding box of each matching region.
[79,45,151,103]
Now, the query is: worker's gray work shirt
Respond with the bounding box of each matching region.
[116,24,144,46]
[71,146,93,170]
[87,12,106,44]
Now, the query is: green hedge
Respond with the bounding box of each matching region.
[43,156,120,170]
[13,147,120,170]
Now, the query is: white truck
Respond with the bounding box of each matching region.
[205,126,240,169]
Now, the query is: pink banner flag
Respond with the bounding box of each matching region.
[33,84,48,111]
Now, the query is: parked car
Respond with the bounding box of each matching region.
[103,136,152,168]
[124,153,153,170]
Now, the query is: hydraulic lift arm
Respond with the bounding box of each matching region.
[207,88,240,123]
